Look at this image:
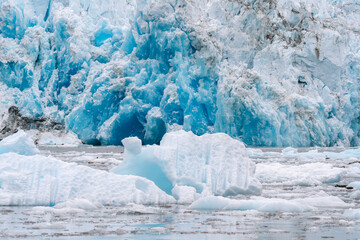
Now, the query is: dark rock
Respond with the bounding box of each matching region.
[0,106,65,140]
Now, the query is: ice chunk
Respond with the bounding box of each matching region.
[256,162,344,186]
[0,152,174,206]
[122,137,142,155]
[36,131,82,146]
[112,130,262,197]
[31,199,102,215]
[350,190,360,200]
[116,203,165,215]
[54,198,101,210]
[0,130,39,155]
[32,222,67,230]
[189,195,349,212]
[171,185,198,204]
[189,196,313,212]
[347,181,360,190]
[294,195,350,208]
[343,209,360,220]
[346,163,360,178]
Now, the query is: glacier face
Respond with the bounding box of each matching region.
[0,0,360,146]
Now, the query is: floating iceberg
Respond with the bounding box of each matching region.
[343,209,360,220]
[255,162,344,186]
[0,130,261,206]
[31,199,102,215]
[0,152,174,206]
[0,130,39,155]
[112,130,262,198]
[347,181,360,190]
[189,195,349,212]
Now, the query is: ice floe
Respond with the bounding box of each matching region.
[189,195,349,212]
[0,130,39,155]
[0,152,174,206]
[347,181,360,190]
[343,209,360,220]
[112,130,262,198]
[256,162,344,186]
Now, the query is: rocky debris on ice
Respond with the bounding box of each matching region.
[28,130,82,146]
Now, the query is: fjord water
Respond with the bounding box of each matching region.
[1,146,359,239]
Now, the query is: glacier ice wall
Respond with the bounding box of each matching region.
[1,0,360,146]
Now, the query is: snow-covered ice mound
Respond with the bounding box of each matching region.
[347,181,360,190]
[0,130,39,155]
[344,209,360,220]
[112,130,262,199]
[189,195,349,212]
[0,152,174,206]
[30,199,102,215]
[256,162,344,186]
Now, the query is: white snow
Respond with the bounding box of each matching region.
[0,152,174,206]
[343,209,360,220]
[171,185,198,204]
[31,199,102,215]
[347,181,360,190]
[255,162,344,186]
[122,137,142,155]
[189,195,349,212]
[350,190,360,200]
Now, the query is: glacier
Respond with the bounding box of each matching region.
[1,0,360,147]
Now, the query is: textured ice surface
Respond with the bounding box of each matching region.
[343,209,360,220]
[248,147,360,161]
[112,130,262,198]
[256,162,344,186]
[0,152,174,206]
[0,130,39,155]
[27,130,82,146]
[31,199,102,215]
[1,145,360,238]
[347,181,360,190]
[189,194,348,212]
[1,0,360,147]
